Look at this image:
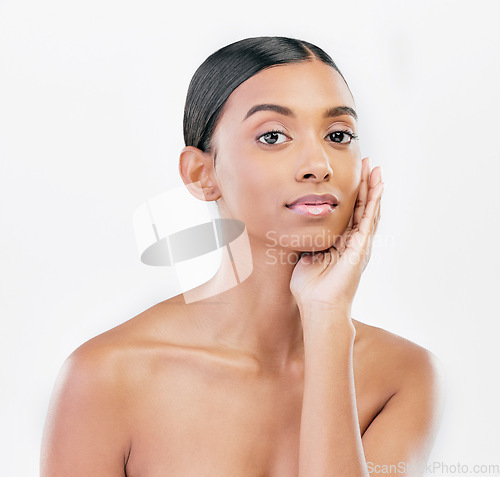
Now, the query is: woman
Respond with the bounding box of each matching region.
[41,36,444,476]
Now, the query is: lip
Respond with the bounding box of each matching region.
[286,193,339,207]
[286,193,339,217]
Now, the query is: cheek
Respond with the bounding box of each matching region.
[214,151,267,220]
[215,139,273,198]
[338,159,362,222]
[216,158,256,200]
[345,174,361,207]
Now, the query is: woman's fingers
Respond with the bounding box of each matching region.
[353,157,370,228]
[371,167,383,234]
[359,179,384,237]
[373,198,381,234]
[334,159,383,264]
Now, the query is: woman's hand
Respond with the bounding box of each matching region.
[290,157,384,319]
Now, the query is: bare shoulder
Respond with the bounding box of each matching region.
[41,297,188,476]
[58,294,192,395]
[352,319,446,466]
[352,318,445,398]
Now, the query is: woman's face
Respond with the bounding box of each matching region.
[211,59,362,253]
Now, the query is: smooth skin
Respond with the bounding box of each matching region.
[41,60,445,476]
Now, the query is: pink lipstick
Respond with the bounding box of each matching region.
[286,193,339,217]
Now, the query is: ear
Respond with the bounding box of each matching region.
[178,146,221,202]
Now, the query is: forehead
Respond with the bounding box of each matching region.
[221,59,355,122]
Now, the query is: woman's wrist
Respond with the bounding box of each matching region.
[299,306,355,344]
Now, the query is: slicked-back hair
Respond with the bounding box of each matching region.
[183,36,346,155]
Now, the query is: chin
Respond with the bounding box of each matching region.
[264,227,338,253]
[293,243,335,254]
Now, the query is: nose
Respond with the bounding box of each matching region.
[294,138,333,183]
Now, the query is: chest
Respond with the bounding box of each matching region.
[125,363,386,477]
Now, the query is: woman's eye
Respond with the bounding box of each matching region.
[328,130,357,144]
[257,130,288,145]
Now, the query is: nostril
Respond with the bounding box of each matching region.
[302,173,330,180]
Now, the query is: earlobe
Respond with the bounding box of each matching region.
[178,146,221,202]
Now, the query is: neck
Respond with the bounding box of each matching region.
[182,230,304,371]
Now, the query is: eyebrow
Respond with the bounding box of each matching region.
[242,103,358,122]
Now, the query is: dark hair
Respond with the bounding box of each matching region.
[183,36,347,155]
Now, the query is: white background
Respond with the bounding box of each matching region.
[1,0,499,475]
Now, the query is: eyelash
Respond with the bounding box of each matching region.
[257,128,359,145]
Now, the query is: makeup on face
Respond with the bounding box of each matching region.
[286,193,339,218]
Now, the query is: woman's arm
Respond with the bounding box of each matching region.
[291,157,444,476]
[298,308,444,477]
[298,313,364,476]
[361,344,444,476]
[40,345,132,476]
